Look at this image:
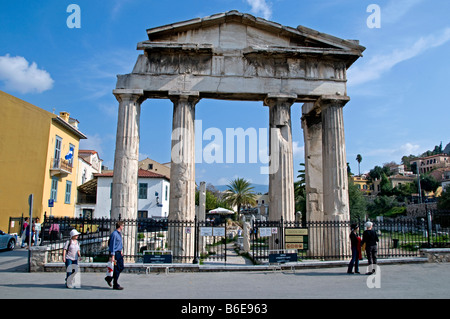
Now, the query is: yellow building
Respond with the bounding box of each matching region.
[0,90,87,231]
[350,175,371,195]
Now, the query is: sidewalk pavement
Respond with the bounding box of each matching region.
[1,247,450,302]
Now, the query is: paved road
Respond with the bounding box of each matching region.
[1,248,450,305]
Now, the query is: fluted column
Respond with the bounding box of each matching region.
[111,89,145,262]
[301,102,324,257]
[265,93,296,223]
[111,89,145,220]
[320,96,350,258]
[168,91,200,262]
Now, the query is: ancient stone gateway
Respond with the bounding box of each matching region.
[111,11,365,261]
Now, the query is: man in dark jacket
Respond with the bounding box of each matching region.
[361,221,379,274]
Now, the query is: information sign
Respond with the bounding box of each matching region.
[143,254,173,264]
[285,227,309,251]
[268,253,297,263]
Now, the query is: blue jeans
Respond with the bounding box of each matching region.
[113,251,124,288]
[347,247,359,273]
[65,259,78,280]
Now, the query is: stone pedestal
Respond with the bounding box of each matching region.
[168,92,200,261]
[111,89,145,220]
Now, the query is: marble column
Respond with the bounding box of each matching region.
[111,89,145,262]
[301,102,324,257]
[168,91,200,261]
[265,93,296,223]
[320,96,350,258]
[111,89,145,220]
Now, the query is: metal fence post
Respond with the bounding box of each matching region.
[193,215,199,264]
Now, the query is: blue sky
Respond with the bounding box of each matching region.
[1,0,449,188]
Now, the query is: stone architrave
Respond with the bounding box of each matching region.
[301,102,324,257]
[168,91,200,260]
[320,96,350,257]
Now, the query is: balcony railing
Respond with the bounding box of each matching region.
[50,158,73,175]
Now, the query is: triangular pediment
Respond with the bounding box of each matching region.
[142,11,365,56]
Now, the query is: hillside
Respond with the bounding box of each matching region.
[214,184,268,194]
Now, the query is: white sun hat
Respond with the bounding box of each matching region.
[70,229,81,237]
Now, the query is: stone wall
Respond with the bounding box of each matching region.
[420,248,450,263]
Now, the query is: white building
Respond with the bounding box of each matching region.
[77,150,103,185]
[95,169,170,219]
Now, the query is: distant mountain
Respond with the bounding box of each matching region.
[214,184,268,194]
[444,142,450,155]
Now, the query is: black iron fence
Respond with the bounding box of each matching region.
[251,212,450,262]
[41,215,228,264]
[40,211,450,264]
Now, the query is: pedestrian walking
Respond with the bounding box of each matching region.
[34,218,41,246]
[24,222,34,249]
[105,221,124,290]
[361,221,379,274]
[21,217,29,248]
[63,229,81,288]
[347,223,361,274]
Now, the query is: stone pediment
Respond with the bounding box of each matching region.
[138,11,365,67]
[118,11,365,102]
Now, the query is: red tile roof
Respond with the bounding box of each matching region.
[94,169,169,180]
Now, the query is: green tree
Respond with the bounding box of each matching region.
[420,174,439,194]
[356,154,362,176]
[368,165,391,181]
[348,178,367,220]
[438,187,450,211]
[294,163,306,217]
[222,178,257,215]
[380,173,393,195]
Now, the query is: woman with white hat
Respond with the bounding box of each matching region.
[63,229,81,287]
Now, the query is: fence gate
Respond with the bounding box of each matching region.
[195,219,227,263]
[251,219,297,263]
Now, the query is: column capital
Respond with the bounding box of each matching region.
[168,91,200,103]
[113,89,145,103]
[264,93,297,107]
[315,95,350,109]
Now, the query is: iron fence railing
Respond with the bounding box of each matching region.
[40,211,450,264]
[41,215,228,264]
[251,212,450,262]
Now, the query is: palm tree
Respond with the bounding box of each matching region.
[294,163,306,219]
[356,154,362,176]
[222,178,257,216]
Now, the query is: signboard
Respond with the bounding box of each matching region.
[268,253,297,263]
[285,227,308,251]
[200,227,213,236]
[213,227,225,236]
[143,254,173,264]
[200,227,226,237]
[48,199,54,207]
[259,227,278,237]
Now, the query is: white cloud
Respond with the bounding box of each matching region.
[348,27,450,86]
[246,0,272,20]
[0,54,54,94]
[292,141,304,159]
[383,0,424,24]
[80,134,104,157]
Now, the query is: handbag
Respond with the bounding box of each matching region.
[361,242,366,251]
[106,261,114,277]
